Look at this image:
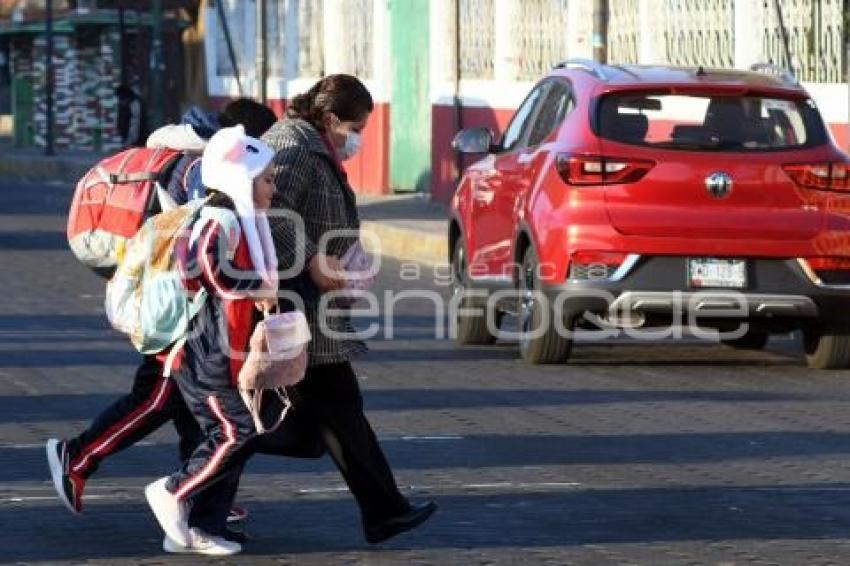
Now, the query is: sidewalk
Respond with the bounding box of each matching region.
[0,146,450,265]
[358,194,448,265]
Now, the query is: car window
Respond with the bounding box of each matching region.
[500,84,546,152]
[596,91,828,151]
[527,82,574,147]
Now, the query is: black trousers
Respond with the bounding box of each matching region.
[63,355,236,535]
[166,364,255,506]
[251,361,410,525]
[66,356,200,480]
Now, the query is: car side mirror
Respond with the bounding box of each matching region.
[452,127,496,154]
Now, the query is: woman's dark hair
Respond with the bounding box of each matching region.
[287,74,373,131]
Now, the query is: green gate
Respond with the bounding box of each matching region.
[389,0,431,193]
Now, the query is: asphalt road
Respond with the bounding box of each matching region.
[3,182,850,565]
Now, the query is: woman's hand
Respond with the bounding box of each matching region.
[309,253,347,292]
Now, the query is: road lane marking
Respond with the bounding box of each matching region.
[400,435,464,441]
[5,494,128,503]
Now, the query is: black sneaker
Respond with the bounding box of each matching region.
[46,438,84,515]
[364,501,437,544]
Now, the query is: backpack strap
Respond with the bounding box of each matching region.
[110,171,160,184]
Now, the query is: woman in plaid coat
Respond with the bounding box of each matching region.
[260,74,436,544]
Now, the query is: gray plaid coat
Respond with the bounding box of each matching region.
[262,118,367,366]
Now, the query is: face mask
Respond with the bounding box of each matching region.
[339,131,362,161]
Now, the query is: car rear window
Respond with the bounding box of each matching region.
[596,91,828,151]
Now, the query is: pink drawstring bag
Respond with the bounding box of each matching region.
[238,309,310,433]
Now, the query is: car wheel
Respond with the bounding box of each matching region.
[451,241,498,345]
[804,331,850,369]
[721,329,769,350]
[518,247,573,364]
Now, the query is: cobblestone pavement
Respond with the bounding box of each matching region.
[4,182,850,565]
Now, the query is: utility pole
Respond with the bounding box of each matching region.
[592,0,608,63]
[45,0,54,155]
[150,0,164,127]
[256,0,267,103]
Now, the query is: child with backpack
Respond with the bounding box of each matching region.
[48,100,279,542]
[143,125,277,555]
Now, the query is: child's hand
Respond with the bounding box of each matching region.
[254,297,277,313]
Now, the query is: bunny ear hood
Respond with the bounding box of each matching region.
[201,125,278,286]
[201,124,274,209]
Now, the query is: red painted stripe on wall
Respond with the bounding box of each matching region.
[342,102,390,196]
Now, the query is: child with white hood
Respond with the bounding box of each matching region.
[144,125,277,556]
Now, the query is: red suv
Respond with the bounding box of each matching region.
[449,60,850,368]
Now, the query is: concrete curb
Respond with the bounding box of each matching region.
[361,220,448,266]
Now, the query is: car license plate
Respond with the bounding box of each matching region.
[688,258,747,289]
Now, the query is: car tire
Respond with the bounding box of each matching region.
[804,331,850,369]
[721,329,769,350]
[518,247,573,364]
[451,241,499,345]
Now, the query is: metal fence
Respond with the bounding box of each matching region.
[213,0,253,78]
[607,0,843,82]
[663,0,735,68]
[607,0,640,64]
[266,0,287,78]
[341,0,373,79]
[758,0,844,83]
[459,0,495,79]
[297,0,324,77]
[514,0,570,80]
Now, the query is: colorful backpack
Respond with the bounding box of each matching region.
[67,147,183,278]
[104,198,231,373]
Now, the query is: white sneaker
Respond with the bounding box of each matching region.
[145,477,190,547]
[163,528,242,556]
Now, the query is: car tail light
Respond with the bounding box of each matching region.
[556,154,655,186]
[782,161,850,191]
[804,257,850,271]
[801,257,850,285]
[569,251,628,280]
